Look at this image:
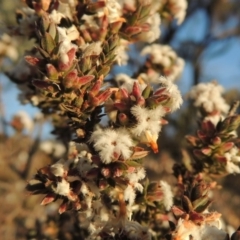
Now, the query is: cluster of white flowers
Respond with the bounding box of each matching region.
[141,44,185,82]
[188,82,229,115]
[188,82,230,125]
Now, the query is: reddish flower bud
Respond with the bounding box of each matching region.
[110,20,124,33]
[41,193,56,205]
[132,82,142,99]
[125,26,142,36]
[118,113,129,125]
[46,64,59,80]
[67,48,76,64]
[97,89,112,105]
[90,80,102,96]
[75,75,95,88]
[25,56,41,66]
[59,201,68,214]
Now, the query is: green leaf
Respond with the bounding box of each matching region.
[41,32,56,54]
[125,160,142,167]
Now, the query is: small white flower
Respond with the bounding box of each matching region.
[81,182,90,196]
[114,39,129,65]
[98,0,123,23]
[138,13,161,43]
[225,146,240,174]
[131,105,165,136]
[90,127,134,164]
[58,39,77,63]
[126,168,146,183]
[49,10,65,24]
[124,185,136,206]
[159,180,173,211]
[53,179,71,196]
[50,160,67,177]
[158,76,183,111]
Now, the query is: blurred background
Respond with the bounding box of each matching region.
[0,0,240,239]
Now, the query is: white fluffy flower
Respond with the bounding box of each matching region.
[130,105,165,152]
[49,10,65,24]
[114,39,129,65]
[158,76,183,111]
[58,39,77,63]
[50,160,67,177]
[159,181,173,211]
[53,179,71,196]
[188,82,230,115]
[131,105,165,136]
[138,13,161,43]
[124,185,136,206]
[224,146,240,174]
[90,127,134,164]
[103,0,123,23]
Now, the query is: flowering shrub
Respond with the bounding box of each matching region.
[1,0,240,239]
